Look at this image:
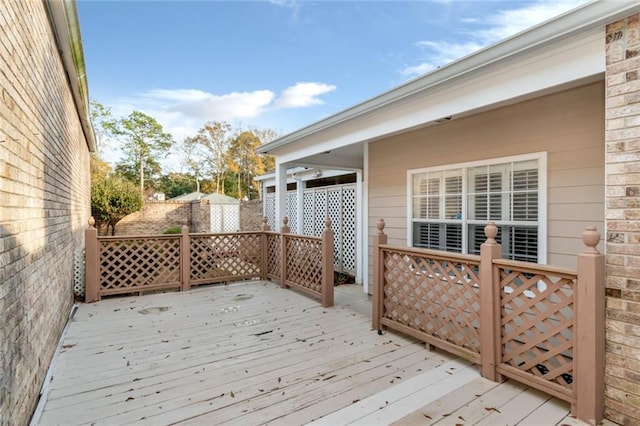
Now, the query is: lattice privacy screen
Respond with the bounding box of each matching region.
[210,204,240,233]
[265,193,276,230]
[73,248,85,297]
[264,183,357,275]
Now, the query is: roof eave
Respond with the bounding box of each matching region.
[257,0,640,155]
[45,0,97,152]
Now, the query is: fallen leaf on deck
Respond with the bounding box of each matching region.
[230,391,235,398]
[125,397,134,402]
[423,414,432,419]
[133,378,142,382]
[485,407,501,413]
[62,344,76,349]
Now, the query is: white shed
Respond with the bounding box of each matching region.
[171,192,241,233]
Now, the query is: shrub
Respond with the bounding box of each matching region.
[163,226,182,234]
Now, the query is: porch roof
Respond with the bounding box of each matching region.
[34,282,600,425]
[257,1,640,169]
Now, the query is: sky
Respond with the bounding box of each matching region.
[77,0,588,170]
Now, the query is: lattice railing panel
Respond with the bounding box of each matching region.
[190,233,262,284]
[381,249,481,354]
[99,236,181,294]
[284,235,323,294]
[266,233,281,279]
[498,265,576,391]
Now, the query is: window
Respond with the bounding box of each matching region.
[409,153,545,262]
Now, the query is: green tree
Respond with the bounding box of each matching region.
[112,111,173,195]
[89,100,117,154]
[114,160,162,193]
[185,121,232,194]
[181,136,209,193]
[91,176,142,235]
[226,131,267,199]
[158,172,198,198]
[90,153,111,182]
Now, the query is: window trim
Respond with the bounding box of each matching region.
[407,152,547,263]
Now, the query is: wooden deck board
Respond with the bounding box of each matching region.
[35,281,592,426]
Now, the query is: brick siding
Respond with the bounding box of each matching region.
[605,13,640,425]
[114,201,196,235]
[240,199,265,231]
[114,199,263,235]
[0,1,91,424]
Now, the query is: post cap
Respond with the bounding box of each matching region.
[484,221,498,244]
[582,226,601,254]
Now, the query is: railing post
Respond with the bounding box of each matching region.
[85,217,100,303]
[321,218,334,307]
[479,222,503,382]
[574,226,604,425]
[280,217,290,288]
[260,217,271,280]
[372,219,387,331]
[181,225,191,291]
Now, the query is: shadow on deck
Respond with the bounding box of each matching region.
[34,281,593,426]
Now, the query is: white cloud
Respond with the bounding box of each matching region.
[102,82,336,171]
[402,62,437,77]
[402,0,587,78]
[275,82,337,108]
[172,90,276,120]
[143,89,211,103]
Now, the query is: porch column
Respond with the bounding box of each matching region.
[275,162,288,231]
[605,14,640,425]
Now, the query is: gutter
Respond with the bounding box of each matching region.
[44,0,96,152]
[258,0,640,154]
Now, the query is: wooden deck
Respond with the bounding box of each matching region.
[34,281,595,425]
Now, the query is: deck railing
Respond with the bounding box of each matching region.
[85,217,335,307]
[372,219,604,425]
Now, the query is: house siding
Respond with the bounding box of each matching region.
[0,1,91,424]
[368,81,605,272]
[605,13,640,426]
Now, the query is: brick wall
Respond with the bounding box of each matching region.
[605,14,640,425]
[114,201,195,235]
[115,199,261,235]
[241,199,265,231]
[0,1,91,424]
